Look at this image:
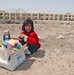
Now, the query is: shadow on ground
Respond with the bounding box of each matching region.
[33,50,45,58]
[16,58,35,71]
[16,50,45,71]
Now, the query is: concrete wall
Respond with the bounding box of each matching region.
[0,10,74,23]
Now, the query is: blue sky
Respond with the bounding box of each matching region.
[0,0,74,14]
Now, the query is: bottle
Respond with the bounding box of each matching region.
[3,34,5,41]
[8,34,10,40]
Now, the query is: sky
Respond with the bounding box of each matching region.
[0,0,74,14]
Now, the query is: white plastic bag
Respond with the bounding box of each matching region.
[0,45,10,61]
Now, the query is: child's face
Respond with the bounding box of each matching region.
[25,24,32,32]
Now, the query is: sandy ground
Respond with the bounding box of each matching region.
[0,22,74,75]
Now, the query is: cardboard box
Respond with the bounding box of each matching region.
[0,45,27,71]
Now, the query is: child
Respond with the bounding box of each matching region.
[18,19,41,56]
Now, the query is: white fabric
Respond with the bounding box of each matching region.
[25,49,31,54]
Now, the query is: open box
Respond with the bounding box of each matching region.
[0,44,28,71]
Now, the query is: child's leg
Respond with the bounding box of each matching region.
[28,44,37,54]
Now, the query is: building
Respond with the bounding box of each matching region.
[0,10,74,24]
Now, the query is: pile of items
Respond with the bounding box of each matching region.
[0,30,27,71]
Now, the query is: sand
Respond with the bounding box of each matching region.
[0,22,74,75]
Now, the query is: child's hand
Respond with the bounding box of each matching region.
[18,34,25,39]
[18,34,28,42]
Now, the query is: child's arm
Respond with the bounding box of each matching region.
[19,31,28,41]
[27,32,38,45]
[19,31,39,45]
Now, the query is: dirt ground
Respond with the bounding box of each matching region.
[0,22,74,75]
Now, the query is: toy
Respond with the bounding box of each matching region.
[3,30,10,41]
[8,39,19,46]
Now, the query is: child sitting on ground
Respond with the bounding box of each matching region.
[18,19,41,57]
